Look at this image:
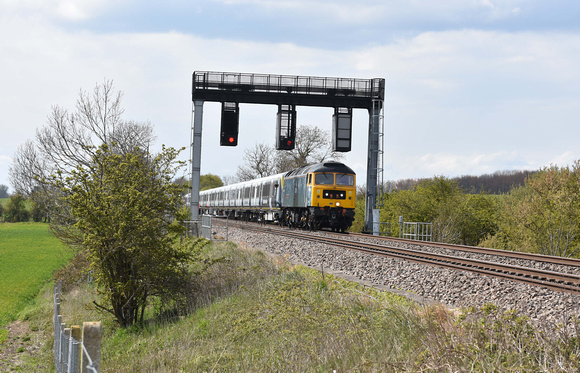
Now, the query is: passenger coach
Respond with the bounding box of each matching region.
[199,161,356,231]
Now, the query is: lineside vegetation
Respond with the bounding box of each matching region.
[13,241,580,372]
[351,161,580,258]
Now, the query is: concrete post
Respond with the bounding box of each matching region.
[81,321,101,373]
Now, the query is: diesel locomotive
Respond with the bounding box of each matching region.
[199,161,356,231]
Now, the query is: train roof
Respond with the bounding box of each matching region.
[284,161,355,177]
[199,172,285,194]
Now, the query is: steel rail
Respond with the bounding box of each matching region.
[348,232,580,267]
[225,221,580,294]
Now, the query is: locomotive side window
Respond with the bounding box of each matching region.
[314,173,334,185]
[308,174,312,185]
[336,174,354,186]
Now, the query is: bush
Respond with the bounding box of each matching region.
[3,194,30,222]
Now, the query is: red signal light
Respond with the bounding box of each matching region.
[229,136,235,143]
[286,140,292,147]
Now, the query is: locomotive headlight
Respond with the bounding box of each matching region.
[336,202,340,206]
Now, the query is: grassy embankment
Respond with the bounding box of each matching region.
[0,223,73,343]
[12,238,580,372]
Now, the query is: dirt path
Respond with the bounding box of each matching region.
[0,320,44,371]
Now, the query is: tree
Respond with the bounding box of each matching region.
[9,81,204,327]
[30,197,49,223]
[9,80,155,216]
[51,144,201,327]
[377,176,497,245]
[236,124,343,180]
[458,194,498,246]
[501,164,580,257]
[236,142,277,181]
[3,194,30,222]
[281,125,342,168]
[0,184,8,198]
[200,174,223,190]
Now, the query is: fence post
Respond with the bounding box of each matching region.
[54,315,63,373]
[60,321,67,372]
[68,325,81,373]
[81,321,101,373]
[54,283,61,372]
[62,328,70,373]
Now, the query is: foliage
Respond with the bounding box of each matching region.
[487,162,580,256]
[19,242,580,372]
[9,80,155,222]
[29,196,49,223]
[385,170,534,195]
[378,177,497,244]
[454,169,535,194]
[458,193,499,246]
[51,144,200,327]
[0,223,71,327]
[0,184,8,198]
[3,194,30,222]
[199,174,223,190]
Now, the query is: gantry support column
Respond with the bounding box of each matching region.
[190,100,204,225]
[365,103,382,234]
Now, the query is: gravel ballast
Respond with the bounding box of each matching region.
[226,226,580,328]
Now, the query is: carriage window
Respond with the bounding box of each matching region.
[336,174,354,186]
[314,173,334,185]
[263,183,270,197]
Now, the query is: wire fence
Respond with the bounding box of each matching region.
[53,281,101,373]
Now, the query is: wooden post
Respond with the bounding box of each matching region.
[81,321,101,373]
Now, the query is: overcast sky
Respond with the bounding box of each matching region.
[1,0,580,191]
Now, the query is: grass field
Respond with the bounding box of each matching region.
[0,223,73,328]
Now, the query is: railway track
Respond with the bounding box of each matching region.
[348,232,580,267]
[220,220,580,295]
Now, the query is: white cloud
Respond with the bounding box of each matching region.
[1,11,580,188]
[0,0,122,20]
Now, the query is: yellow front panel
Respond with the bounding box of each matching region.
[310,187,356,208]
[308,172,356,209]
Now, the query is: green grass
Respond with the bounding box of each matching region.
[0,223,73,327]
[17,241,580,371]
[11,240,580,371]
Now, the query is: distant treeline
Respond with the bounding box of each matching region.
[385,169,536,194]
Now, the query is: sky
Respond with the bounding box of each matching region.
[1,0,580,192]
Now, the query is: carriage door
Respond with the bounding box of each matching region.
[293,177,298,206]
